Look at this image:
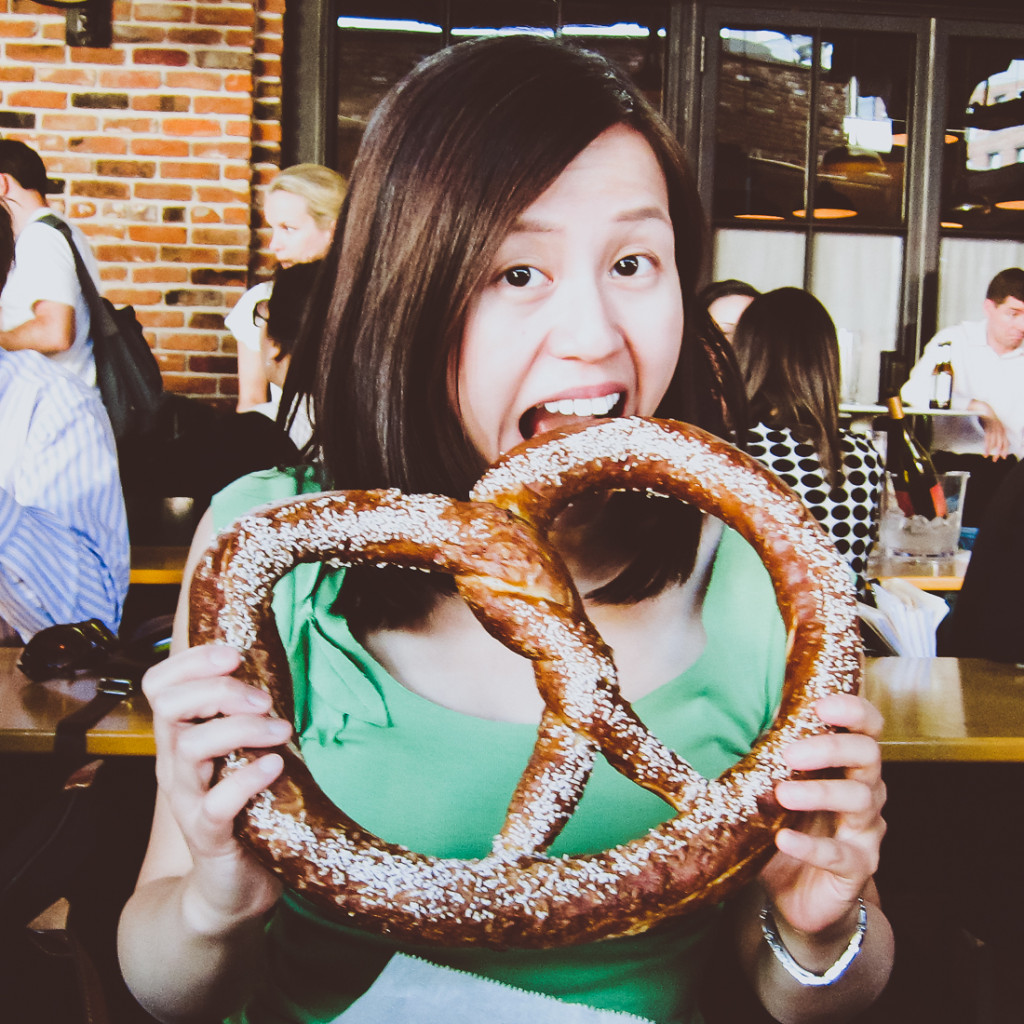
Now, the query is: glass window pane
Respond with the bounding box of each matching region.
[941,39,1024,236]
[713,26,912,228]
[812,31,912,228]
[810,234,903,404]
[335,2,445,175]
[938,236,1024,328]
[449,1,558,38]
[714,28,811,224]
[561,3,669,112]
[712,228,804,291]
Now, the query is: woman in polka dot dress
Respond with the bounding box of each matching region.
[732,287,883,597]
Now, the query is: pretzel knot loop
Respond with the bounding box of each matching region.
[188,417,862,950]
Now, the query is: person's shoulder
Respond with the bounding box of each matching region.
[211,465,321,531]
[0,350,107,433]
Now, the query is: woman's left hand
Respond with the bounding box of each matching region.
[759,692,886,937]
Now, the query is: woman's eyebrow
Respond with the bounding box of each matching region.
[508,205,672,236]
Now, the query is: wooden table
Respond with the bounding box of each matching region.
[129,545,188,585]
[0,648,155,756]
[3,649,1024,764]
[867,551,968,592]
[864,656,1024,761]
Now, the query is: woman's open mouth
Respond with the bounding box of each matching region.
[518,391,625,441]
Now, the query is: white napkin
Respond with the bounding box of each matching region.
[859,579,950,657]
[335,953,653,1023]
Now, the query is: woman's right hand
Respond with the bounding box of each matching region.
[142,642,289,936]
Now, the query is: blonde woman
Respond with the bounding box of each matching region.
[228,164,345,411]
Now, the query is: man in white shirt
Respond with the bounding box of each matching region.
[900,267,1024,523]
[0,347,129,643]
[0,138,100,385]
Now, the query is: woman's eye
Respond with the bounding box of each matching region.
[613,254,654,278]
[501,266,541,288]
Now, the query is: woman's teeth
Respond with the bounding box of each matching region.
[542,393,620,417]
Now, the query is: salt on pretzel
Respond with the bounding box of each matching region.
[188,417,861,950]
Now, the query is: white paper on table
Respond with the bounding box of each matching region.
[859,579,950,657]
[335,954,654,1023]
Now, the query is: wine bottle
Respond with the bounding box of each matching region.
[929,340,954,410]
[886,396,947,518]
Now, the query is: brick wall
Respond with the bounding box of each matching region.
[0,0,286,406]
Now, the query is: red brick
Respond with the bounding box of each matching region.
[132,95,190,112]
[191,226,248,246]
[160,245,219,262]
[69,48,127,66]
[133,266,189,284]
[7,43,65,63]
[164,70,221,90]
[162,117,220,136]
[0,67,35,82]
[71,180,130,199]
[224,73,252,92]
[196,185,249,204]
[39,69,95,86]
[130,138,189,157]
[139,310,186,328]
[95,243,158,262]
[129,224,187,244]
[68,136,129,155]
[134,182,193,201]
[9,89,66,108]
[195,95,250,115]
[225,29,255,49]
[133,3,193,23]
[98,266,127,282]
[167,28,223,46]
[164,373,215,394]
[99,70,162,89]
[189,205,221,223]
[69,200,97,218]
[41,114,99,131]
[133,49,190,67]
[223,208,248,225]
[196,7,254,28]
[157,355,189,373]
[106,288,163,305]
[159,161,220,181]
[95,159,156,178]
[164,333,220,353]
[102,117,157,132]
[193,140,249,160]
[111,25,167,45]
[79,222,126,241]
[0,19,41,38]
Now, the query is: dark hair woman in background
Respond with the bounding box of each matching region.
[732,286,883,596]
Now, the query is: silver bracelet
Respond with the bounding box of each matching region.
[759,898,867,987]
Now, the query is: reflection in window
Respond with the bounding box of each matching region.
[713,27,912,229]
[941,42,1024,233]
[334,2,667,176]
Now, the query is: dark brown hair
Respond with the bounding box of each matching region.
[732,287,843,485]
[288,35,746,628]
[987,267,1024,305]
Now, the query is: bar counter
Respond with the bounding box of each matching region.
[4,649,1024,763]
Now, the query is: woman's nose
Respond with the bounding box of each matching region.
[544,280,623,362]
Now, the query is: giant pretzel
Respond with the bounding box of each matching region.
[188,417,861,950]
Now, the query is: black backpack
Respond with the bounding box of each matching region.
[40,214,165,441]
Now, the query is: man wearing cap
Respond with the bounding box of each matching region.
[0,138,100,385]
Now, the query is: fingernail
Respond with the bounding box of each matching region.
[268,718,292,737]
[246,689,271,708]
[259,753,283,775]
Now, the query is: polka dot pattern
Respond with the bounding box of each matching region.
[744,424,883,596]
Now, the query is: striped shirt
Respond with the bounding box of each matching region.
[0,349,129,641]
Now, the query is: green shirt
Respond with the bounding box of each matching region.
[213,469,787,1024]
